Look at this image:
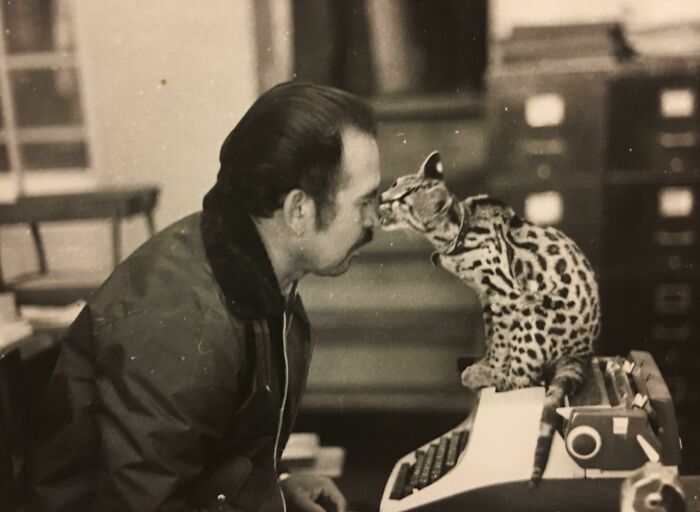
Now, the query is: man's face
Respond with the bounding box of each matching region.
[304,127,381,276]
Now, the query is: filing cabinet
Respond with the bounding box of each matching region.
[487,68,609,181]
[486,56,700,473]
[608,73,700,173]
[487,59,700,177]
[666,371,700,471]
[602,176,700,274]
[600,276,700,354]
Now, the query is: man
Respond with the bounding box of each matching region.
[25,81,381,512]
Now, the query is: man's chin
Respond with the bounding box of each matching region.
[313,252,357,277]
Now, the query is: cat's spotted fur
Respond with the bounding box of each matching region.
[379,152,601,486]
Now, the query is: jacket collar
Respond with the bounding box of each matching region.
[200,194,287,319]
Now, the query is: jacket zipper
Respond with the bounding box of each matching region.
[274,311,290,512]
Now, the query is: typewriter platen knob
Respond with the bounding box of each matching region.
[567,425,602,460]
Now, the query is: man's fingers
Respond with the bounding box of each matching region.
[289,492,326,512]
[281,474,348,512]
[320,479,347,512]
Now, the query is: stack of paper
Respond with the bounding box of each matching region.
[281,432,346,478]
[19,299,85,330]
[0,292,33,350]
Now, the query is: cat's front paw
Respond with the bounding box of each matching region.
[461,363,496,390]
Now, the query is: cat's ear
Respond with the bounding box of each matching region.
[418,151,443,180]
[431,187,450,214]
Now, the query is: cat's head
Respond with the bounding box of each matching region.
[379,151,454,233]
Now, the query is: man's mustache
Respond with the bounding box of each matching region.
[357,229,373,248]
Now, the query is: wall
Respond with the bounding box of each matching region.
[1,1,259,279]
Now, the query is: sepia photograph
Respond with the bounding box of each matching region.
[1,1,699,511]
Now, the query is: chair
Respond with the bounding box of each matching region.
[0,186,159,306]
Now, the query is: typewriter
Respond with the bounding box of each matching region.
[380,351,682,512]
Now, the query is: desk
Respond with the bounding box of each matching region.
[0,324,32,358]
[0,186,159,304]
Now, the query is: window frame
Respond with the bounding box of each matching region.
[0,0,97,199]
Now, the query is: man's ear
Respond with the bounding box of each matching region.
[282,189,314,235]
[417,151,443,180]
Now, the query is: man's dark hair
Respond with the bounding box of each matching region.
[215,81,377,228]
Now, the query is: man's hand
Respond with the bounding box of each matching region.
[280,474,347,512]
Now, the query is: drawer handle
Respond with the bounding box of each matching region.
[654,230,696,246]
[654,283,692,314]
[521,138,566,156]
[651,324,691,342]
[658,131,697,149]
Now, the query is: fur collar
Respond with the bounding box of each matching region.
[200,192,286,319]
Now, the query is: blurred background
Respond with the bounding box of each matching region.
[1,0,699,507]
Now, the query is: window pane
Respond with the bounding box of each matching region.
[21,141,88,169]
[11,68,83,127]
[1,0,74,53]
[0,144,9,172]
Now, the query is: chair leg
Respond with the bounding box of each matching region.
[146,212,156,237]
[111,217,122,269]
[29,223,48,275]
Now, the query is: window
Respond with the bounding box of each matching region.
[0,0,93,197]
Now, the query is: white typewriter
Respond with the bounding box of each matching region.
[380,351,681,512]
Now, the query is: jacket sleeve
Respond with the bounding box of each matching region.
[89,306,247,512]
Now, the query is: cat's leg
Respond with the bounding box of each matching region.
[461,306,511,390]
[461,359,499,390]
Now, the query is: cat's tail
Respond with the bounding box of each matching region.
[529,353,591,488]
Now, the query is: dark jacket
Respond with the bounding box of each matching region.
[25,204,314,512]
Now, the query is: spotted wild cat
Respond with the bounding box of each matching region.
[379,151,601,486]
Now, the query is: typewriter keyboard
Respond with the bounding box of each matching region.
[389,429,470,500]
